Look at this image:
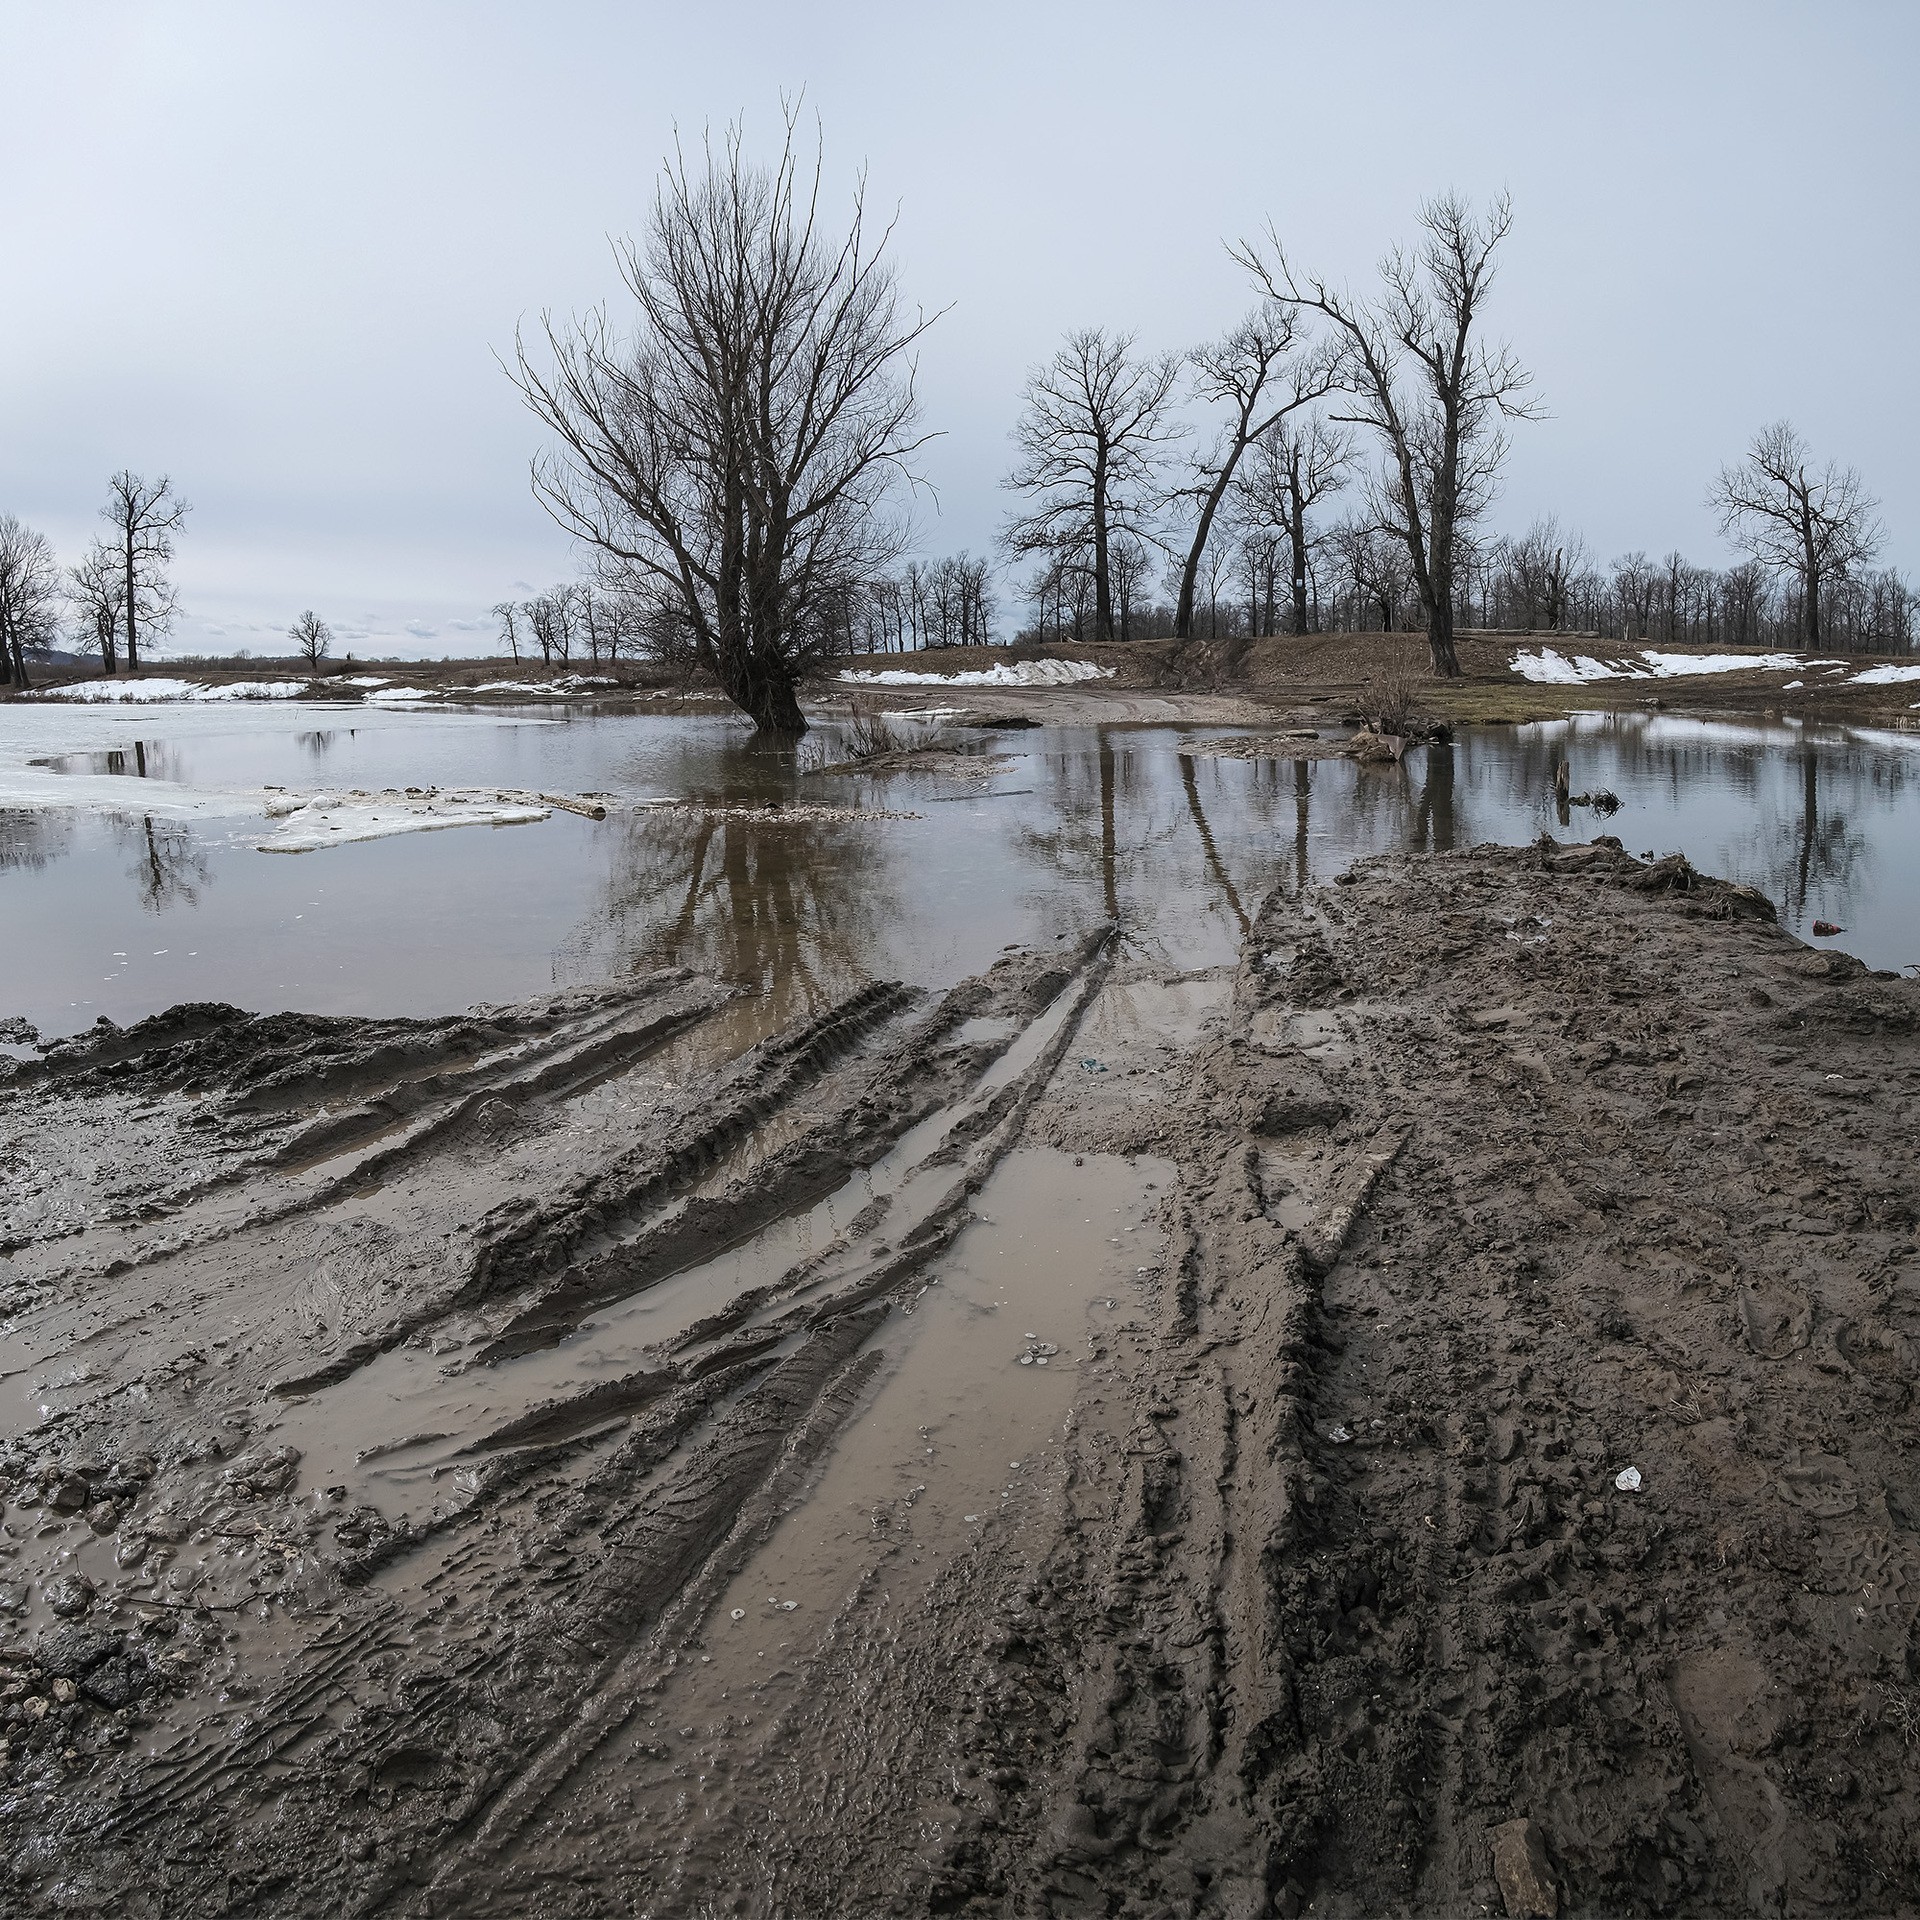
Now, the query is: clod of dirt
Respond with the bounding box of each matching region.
[41,1574,95,1618]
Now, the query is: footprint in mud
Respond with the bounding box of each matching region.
[1775,1448,1861,1519]
[1737,1285,1811,1360]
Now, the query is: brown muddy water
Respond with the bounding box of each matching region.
[2,705,1917,1044]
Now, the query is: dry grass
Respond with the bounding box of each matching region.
[843,698,940,761]
[1358,654,1430,736]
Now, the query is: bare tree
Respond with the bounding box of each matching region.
[288,610,332,670]
[1171,306,1333,638]
[0,518,64,690]
[1235,193,1539,675]
[1493,516,1589,631]
[514,113,939,733]
[100,472,189,673]
[1002,328,1183,644]
[1711,422,1881,649]
[1330,521,1413,631]
[492,600,524,663]
[1611,551,1656,641]
[70,542,127,674]
[1234,414,1354,634]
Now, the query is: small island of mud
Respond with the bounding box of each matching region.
[0,840,1916,1917]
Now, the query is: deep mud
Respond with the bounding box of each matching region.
[2,842,1918,1917]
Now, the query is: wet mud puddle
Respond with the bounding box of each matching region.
[409,1146,1171,1907]
[263,962,1110,1516]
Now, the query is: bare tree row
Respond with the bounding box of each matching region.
[0,474,188,690]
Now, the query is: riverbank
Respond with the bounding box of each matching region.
[8,633,1919,733]
[2,841,1915,1915]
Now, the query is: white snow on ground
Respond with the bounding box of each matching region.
[1512,647,1809,683]
[1849,663,1920,685]
[360,686,438,704]
[255,792,550,852]
[839,659,1114,688]
[26,677,311,703]
[1508,650,1624,684]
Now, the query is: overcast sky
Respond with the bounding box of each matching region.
[4,1,1913,658]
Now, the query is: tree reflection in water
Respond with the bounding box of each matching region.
[0,809,74,873]
[111,813,213,913]
[565,795,899,1024]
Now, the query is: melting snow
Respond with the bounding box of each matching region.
[1512,647,1808,684]
[1848,663,1920,686]
[840,659,1113,689]
[26,677,310,704]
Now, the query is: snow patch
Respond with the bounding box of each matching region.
[1848,663,1920,686]
[839,659,1113,689]
[27,677,310,704]
[1512,647,1807,684]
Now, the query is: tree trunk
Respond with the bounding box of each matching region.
[1175,462,1238,641]
[122,533,141,674]
[1803,531,1822,649]
[1092,460,1114,643]
[1427,600,1461,677]
[1288,489,1310,635]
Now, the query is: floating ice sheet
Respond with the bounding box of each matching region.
[255,793,551,851]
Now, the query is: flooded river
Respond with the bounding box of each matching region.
[3,703,1916,1039]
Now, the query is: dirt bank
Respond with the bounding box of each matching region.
[1,845,1917,1916]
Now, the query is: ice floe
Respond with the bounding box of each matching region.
[839,659,1114,688]
[255,791,551,852]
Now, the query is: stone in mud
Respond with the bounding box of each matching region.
[85,1501,122,1534]
[1488,1817,1558,1917]
[41,1573,95,1618]
[45,1472,90,1514]
[223,1444,301,1496]
[1795,949,1866,980]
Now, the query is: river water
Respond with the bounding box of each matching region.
[2,702,1915,1040]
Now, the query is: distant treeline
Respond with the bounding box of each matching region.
[1005,518,1918,655]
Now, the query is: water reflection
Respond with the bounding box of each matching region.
[113,813,213,913]
[3,711,1917,1042]
[567,801,899,1024]
[0,809,73,872]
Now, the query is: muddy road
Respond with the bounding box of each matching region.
[2,840,1918,1917]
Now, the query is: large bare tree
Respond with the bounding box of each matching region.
[1235,193,1538,675]
[1710,422,1881,649]
[0,517,63,689]
[100,471,189,673]
[1172,306,1333,638]
[70,542,127,673]
[1002,328,1183,645]
[514,115,938,733]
